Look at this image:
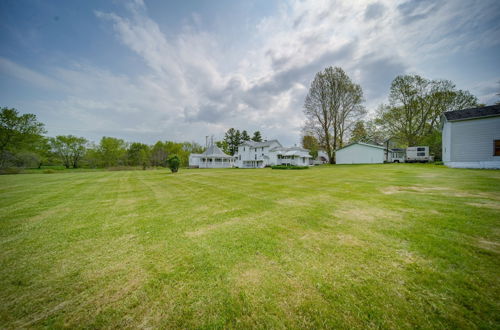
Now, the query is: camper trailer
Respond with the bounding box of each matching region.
[387,146,434,163]
[406,146,433,162]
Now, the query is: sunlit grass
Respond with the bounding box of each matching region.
[0,164,499,328]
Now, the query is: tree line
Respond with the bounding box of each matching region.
[302,66,481,162]
[0,107,203,170]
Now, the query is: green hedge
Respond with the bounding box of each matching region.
[271,165,309,170]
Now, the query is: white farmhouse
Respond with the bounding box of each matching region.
[335,142,385,164]
[189,142,235,168]
[441,105,500,169]
[234,140,312,168]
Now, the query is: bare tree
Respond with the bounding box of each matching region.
[303,67,365,163]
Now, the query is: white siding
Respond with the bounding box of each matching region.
[336,144,385,164]
[443,116,500,168]
[442,122,452,162]
[188,155,201,167]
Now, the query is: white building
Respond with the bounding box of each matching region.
[189,142,235,168]
[311,151,329,165]
[441,105,500,169]
[234,140,312,168]
[335,142,385,164]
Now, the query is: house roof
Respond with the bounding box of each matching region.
[335,142,386,152]
[269,146,311,156]
[239,139,282,148]
[283,150,312,157]
[443,104,500,121]
[200,144,234,158]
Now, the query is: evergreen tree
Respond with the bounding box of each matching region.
[223,128,242,155]
[241,130,251,141]
[252,131,262,142]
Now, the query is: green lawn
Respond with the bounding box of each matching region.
[0,165,499,328]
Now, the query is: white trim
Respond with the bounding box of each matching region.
[444,161,500,169]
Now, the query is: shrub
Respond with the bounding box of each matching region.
[168,155,180,173]
[271,165,309,170]
[0,167,23,175]
[434,161,444,165]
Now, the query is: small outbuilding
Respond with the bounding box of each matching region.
[335,142,385,164]
[441,104,500,169]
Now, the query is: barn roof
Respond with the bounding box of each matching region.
[443,104,500,121]
[335,142,386,152]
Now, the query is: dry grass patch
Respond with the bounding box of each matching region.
[336,233,362,246]
[185,218,242,237]
[27,207,71,222]
[477,239,500,253]
[466,201,500,210]
[380,185,449,195]
[333,204,399,222]
[276,197,310,207]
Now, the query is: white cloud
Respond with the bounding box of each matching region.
[3,0,499,145]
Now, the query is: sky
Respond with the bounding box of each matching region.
[1,0,499,146]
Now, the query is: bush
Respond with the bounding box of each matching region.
[271,165,309,170]
[168,155,180,173]
[434,161,444,165]
[0,167,23,175]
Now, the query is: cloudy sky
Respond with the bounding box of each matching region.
[1,0,499,146]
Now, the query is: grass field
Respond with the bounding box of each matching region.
[1,164,499,328]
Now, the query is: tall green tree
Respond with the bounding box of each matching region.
[251,131,263,142]
[301,135,319,158]
[364,120,387,145]
[32,137,54,168]
[150,141,168,167]
[349,121,369,143]
[216,140,230,155]
[0,107,46,167]
[303,67,365,163]
[97,137,127,167]
[223,128,242,155]
[127,142,150,167]
[50,135,88,168]
[375,75,478,146]
[241,130,251,141]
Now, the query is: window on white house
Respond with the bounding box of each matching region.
[495,140,500,156]
[417,152,425,156]
[417,147,425,151]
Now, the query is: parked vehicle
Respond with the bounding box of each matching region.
[387,148,406,163]
[387,146,434,163]
[406,146,434,163]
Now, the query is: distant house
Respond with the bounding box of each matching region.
[441,104,500,169]
[189,142,235,168]
[234,140,311,168]
[311,151,329,165]
[335,142,385,164]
